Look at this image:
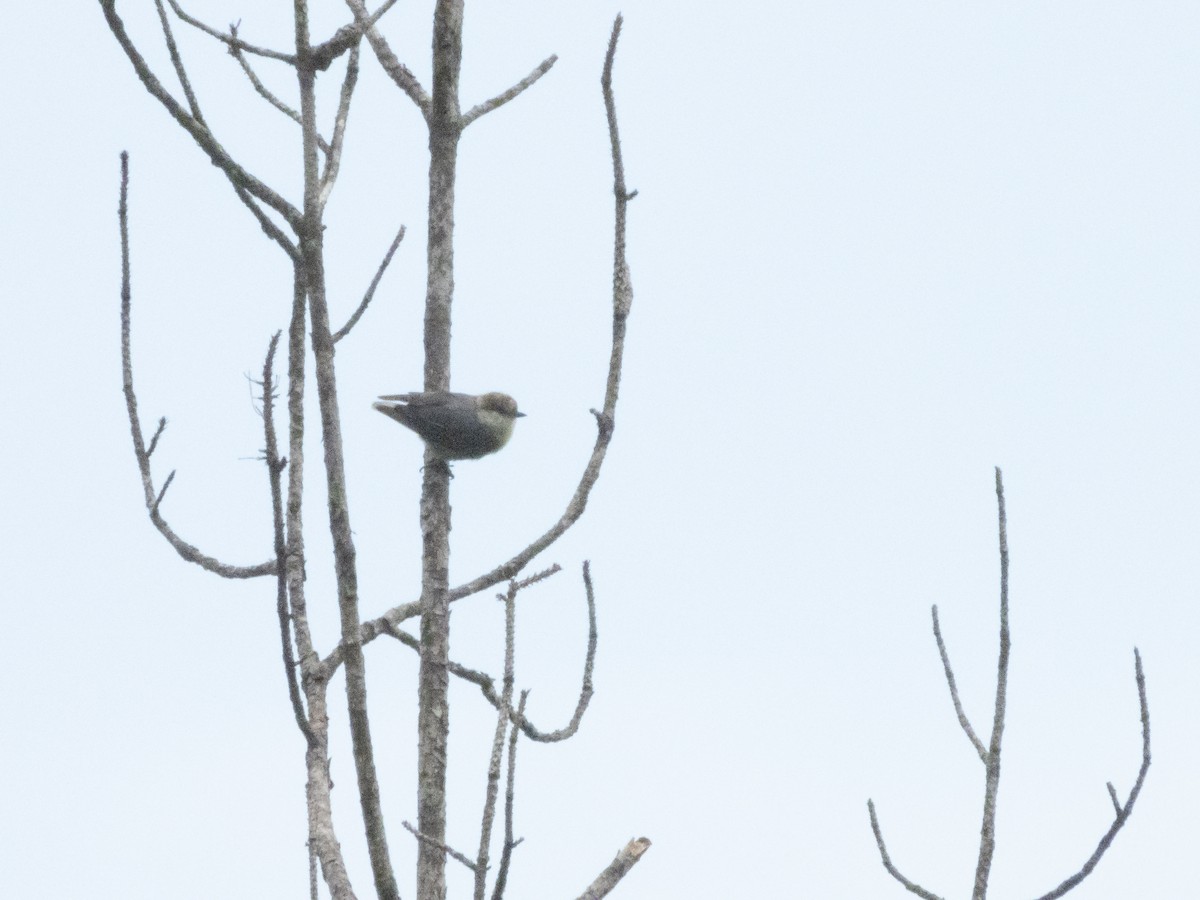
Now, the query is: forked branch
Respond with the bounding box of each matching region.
[868,469,1151,899]
[101,1,302,232]
[343,0,432,117]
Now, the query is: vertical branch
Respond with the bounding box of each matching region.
[261,330,313,743]
[423,0,462,389]
[417,3,465,899]
[490,690,528,900]
[293,1,396,897]
[972,467,1011,900]
[474,585,518,900]
[285,269,314,684]
[305,679,358,900]
[601,14,635,419]
[284,264,355,899]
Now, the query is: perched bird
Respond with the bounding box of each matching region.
[373,391,525,460]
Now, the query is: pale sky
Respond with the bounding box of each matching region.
[3,2,1198,898]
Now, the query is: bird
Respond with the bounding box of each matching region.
[373,391,525,460]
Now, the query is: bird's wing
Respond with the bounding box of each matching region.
[376,391,466,407]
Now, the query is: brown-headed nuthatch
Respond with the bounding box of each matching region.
[373,391,525,460]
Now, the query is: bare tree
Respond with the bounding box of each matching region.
[867,468,1151,900]
[107,1,649,897]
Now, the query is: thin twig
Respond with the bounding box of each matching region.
[461,54,558,128]
[117,152,276,580]
[333,223,405,343]
[167,0,297,62]
[378,619,498,697]
[574,837,652,900]
[228,23,332,155]
[319,42,361,207]
[232,182,300,260]
[1106,782,1121,817]
[932,605,987,763]
[866,800,946,900]
[154,0,204,123]
[152,470,176,512]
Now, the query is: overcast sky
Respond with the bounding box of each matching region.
[3,1,1198,898]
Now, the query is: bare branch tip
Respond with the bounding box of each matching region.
[146,417,168,458]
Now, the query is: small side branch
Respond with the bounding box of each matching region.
[402,821,477,873]
[1031,649,1151,900]
[867,800,945,900]
[333,224,406,343]
[461,54,558,128]
[574,837,652,900]
[318,42,362,208]
[932,605,987,763]
[118,153,276,580]
[231,182,300,260]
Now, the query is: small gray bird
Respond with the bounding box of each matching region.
[373,391,525,460]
